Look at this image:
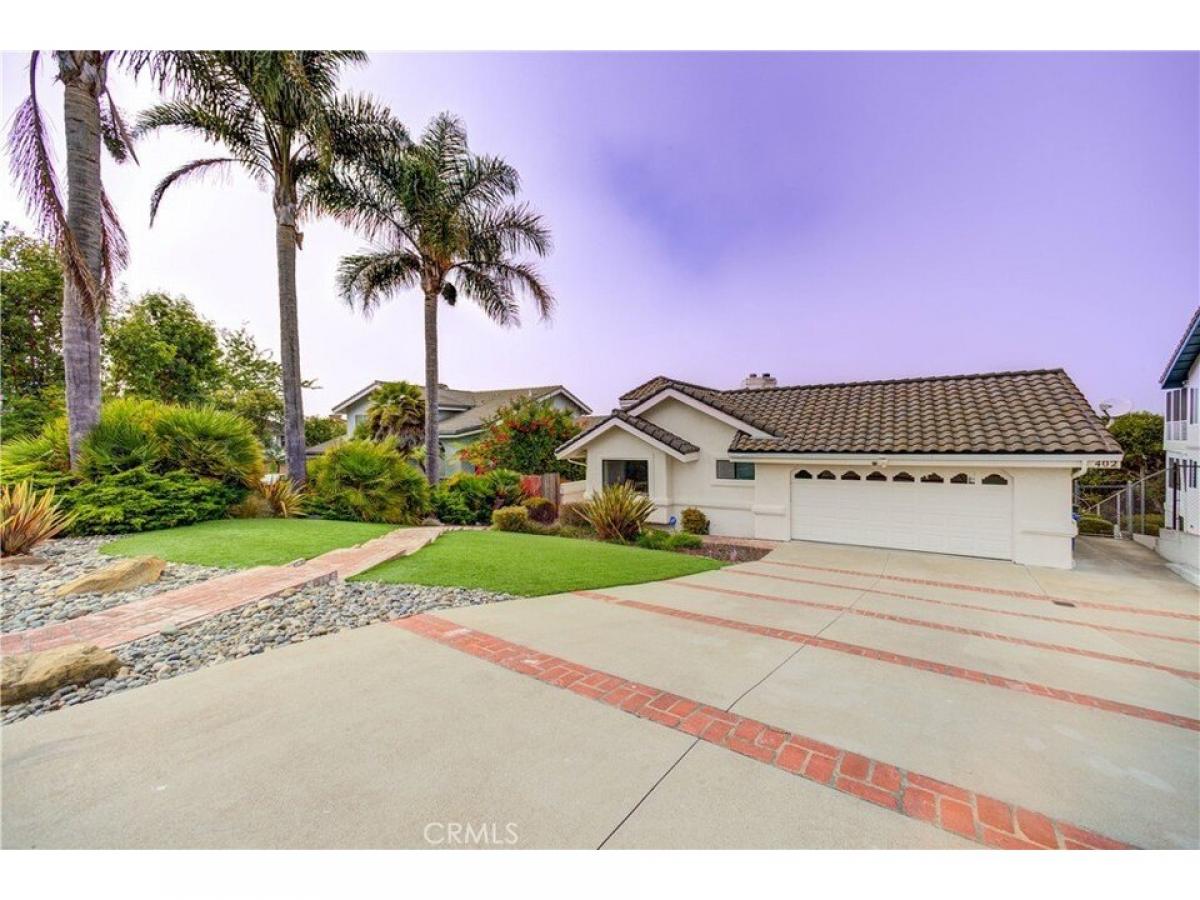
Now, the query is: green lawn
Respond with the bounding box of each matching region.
[100,519,396,568]
[352,530,723,596]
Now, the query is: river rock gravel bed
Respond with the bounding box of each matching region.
[1,536,226,633]
[2,579,516,725]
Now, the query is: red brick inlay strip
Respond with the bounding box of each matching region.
[681,580,1199,681]
[574,591,1200,732]
[757,560,1199,622]
[730,566,1200,647]
[393,613,1134,850]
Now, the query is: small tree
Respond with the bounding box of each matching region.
[460,395,582,477]
[104,292,222,405]
[364,381,425,450]
[305,415,345,446]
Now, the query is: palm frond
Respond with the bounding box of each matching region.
[148,157,241,225]
[99,188,129,295]
[100,88,138,164]
[337,250,423,314]
[6,51,103,310]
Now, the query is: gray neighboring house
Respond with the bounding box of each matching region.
[312,382,592,478]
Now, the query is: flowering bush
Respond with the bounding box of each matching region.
[459,396,583,478]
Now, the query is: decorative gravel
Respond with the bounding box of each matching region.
[2,579,516,725]
[0,536,227,633]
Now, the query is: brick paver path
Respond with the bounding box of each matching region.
[0,527,444,655]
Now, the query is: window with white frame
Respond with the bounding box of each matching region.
[715,459,755,480]
[1166,387,1189,440]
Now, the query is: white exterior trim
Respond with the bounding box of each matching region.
[727,451,1123,469]
[537,387,593,415]
[627,389,774,439]
[557,417,699,463]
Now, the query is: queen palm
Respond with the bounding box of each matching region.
[135,51,407,484]
[322,113,554,485]
[364,380,425,451]
[7,51,182,467]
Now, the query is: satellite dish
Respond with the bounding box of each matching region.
[1098,398,1134,420]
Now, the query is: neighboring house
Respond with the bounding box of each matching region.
[1158,307,1200,583]
[557,369,1122,569]
[321,382,592,477]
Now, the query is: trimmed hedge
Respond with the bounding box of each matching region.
[1076,514,1115,536]
[306,439,429,525]
[492,506,530,532]
[65,467,242,535]
[521,495,557,524]
[681,507,710,535]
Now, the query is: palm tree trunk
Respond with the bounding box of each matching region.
[59,55,106,469]
[423,289,440,486]
[275,212,307,485]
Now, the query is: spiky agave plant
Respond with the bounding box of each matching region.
[255,476,306,518]
[0,480,75,556]
[578,483,656,543]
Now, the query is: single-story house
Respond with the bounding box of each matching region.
[556,369,1123,569]
[1158,306,1200,584]
[319,381,592,477]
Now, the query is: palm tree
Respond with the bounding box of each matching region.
[135,51,407,484]
[7,52,145,467]
[364,380,425,450]
[322,113,554,485]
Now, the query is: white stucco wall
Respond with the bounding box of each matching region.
[1009,467,1077,569]
[1163,356,1199,537]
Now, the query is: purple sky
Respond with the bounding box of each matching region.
[2,52,1196,416]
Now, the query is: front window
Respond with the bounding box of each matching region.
[603,459,649,494]
[716,460,755,480]
[1166,387,1189,440]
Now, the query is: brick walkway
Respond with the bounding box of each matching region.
[0,527,444,655]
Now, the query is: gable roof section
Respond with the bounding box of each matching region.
[612,369,1121,455]
[330,382,591,430]
[1160,307,1200,389]
[557,410,699,460]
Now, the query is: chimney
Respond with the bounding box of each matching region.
[742,372,778,390]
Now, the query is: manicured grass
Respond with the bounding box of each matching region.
[352,530,723,596]
[100,519,396,568]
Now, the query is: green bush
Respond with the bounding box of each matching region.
[65,467,241,535]
[436,468,526,525]
[78,398,164,478]
[0,418,72,486]
[636,529,703,552]
[521,495,557,524]
[307,439,429,524]
[525,521,562,537]
[1121,514,1164,537]
[1077,514,1115,536]
[557,524,596,541]
[492,505,530,532]
[579,483,656,543]
[681,507,710,535]
[431,485,475,525]
[154,405,264,485]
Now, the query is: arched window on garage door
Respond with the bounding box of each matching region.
[950,473,973,484]
[892,471,914,482]
[866,471,887,481]
[794,469,812,479]
[921,473,944,483]
[817,470,836,480]
[841,471,861,480]
[982,474,1008,485]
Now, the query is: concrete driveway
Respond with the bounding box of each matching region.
[3,537,1197,849]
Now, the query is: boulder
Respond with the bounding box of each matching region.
[1,643,122,705]
[53,556,166,597]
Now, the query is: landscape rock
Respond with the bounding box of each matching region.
[1,643,122,705]
[53,556,167,598]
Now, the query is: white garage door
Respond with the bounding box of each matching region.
[789,468,1014,560]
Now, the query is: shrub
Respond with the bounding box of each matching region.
[431,485,475,525]
[307,439,429,524]
[437,468,527,525]
[579,483,655,543]
[1076,514,1114,536]
[1121,513,1164,537]
[669,532,703,550]
[154,405,264,485]
[76,398,164,478]
[228,494,274,519]
[636,528,671,551]
[522,495,557,524]
[558,502,590,528]
[0,418,72,485]
[1,480,74,555]
[557,524,596,541]
[255,476,305,518]
[65,467,242,535]
[681,507,710,535]
[492,505,530,532]
[525,521,562,537]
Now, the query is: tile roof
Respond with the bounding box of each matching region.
[627,369,1121,455]
[566,410,699,456]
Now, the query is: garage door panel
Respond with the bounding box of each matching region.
[790,469,1013,561]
